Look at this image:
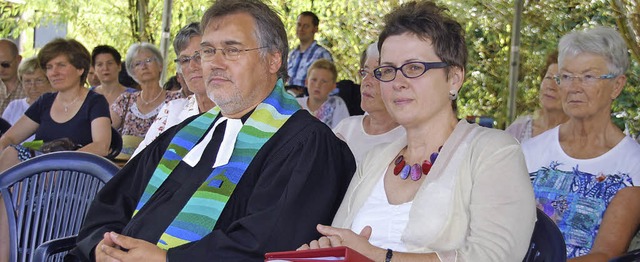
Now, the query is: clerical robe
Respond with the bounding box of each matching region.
[68,110,356,261]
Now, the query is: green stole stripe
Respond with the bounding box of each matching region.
[132,79,300,249]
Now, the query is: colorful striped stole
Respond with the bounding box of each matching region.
[132,79,300,249]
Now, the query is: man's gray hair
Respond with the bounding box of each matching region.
[201,0,289,80]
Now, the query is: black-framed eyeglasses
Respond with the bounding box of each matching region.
[200,46,267,61]
[0,62,11,68]
[174,52,201,67]
[373,61,449,82]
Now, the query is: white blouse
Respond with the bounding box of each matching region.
[350,167,412,252]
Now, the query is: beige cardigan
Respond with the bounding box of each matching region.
[332,120,536,262]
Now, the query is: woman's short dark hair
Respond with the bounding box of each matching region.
[38,38,91,84]
[378,1,467,74]
[92,45,122,66]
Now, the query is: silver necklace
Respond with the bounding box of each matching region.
[62,94,82,112]
[139,89,164,105]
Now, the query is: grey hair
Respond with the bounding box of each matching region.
[360,42,379,68]
[18,56,44,82]
[201,0,289,80]
[173,22,202,73]
[125,42,164,82]
[558,26,630,76]
[174,22,202,56]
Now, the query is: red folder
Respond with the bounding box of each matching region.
[265,246,373,262]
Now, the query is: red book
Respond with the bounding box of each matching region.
[265,246,373,262]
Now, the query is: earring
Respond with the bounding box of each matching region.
[449,89,458,100]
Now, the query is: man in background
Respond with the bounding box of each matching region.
[0,39,25,115]
[286,11,332,97]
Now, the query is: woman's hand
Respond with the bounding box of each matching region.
[298,224,378,257]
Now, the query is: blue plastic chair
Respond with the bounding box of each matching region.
[0,151,119,262]
[522,208,567,262]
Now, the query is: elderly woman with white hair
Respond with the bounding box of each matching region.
[522,26,640,261]
[110,43,183,160]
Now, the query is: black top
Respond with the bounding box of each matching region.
[25,91,110,145]
[68,110,356,262]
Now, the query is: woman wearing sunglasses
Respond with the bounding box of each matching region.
[299,2,536,261]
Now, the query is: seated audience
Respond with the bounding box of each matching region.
[90,45,137,106]
[522,26,640,260]
[0,38,111,262]
[506,50,568,142]
[67,1,355,261]
[132,22,216,158]
[299,2,536,261]
[111,43,182,159]
[333,43,405,164]
[296,59,349,128]
[2,57,54,135]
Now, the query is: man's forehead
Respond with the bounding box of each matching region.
[0,41,16,58]
[297,16,313,24]
[202,13,256,45]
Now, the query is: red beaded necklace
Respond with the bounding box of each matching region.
[393,146,442,181]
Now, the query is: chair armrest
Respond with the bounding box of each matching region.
[33,235,77,262]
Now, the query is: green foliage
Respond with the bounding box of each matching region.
[1,0,638,135]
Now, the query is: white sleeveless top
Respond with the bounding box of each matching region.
[350,167,412,252]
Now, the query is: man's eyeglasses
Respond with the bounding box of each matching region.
[132,57,157,69]
[553,73,617,86]
[200,46,267,61]
[373,61,449,82]
[174,52,201,68]
[22,78,48,86]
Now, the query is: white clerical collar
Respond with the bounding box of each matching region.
[183,116,244,168]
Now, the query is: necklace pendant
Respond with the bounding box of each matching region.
[410,164,422,181]
[393,158,405,175]
[399,165,411,180]
[422,160,433,175]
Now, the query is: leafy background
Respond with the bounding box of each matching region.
[1,0,638,134]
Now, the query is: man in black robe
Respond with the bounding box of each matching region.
[67,1,356,261]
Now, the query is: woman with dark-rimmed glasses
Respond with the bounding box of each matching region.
[299,1,536,261]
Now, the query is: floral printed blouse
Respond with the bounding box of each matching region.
[111,90,184,137]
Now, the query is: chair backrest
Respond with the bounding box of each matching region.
[0,151,119,262]
[522,208,567,262]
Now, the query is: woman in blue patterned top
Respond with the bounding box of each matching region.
[522,26,640,261]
